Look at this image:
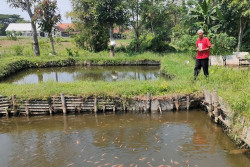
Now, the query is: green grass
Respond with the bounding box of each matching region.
[0,38,249,117]
[161,54,250,116]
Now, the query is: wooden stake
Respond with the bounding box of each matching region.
[94,98,98,113]
[174,95,179,111]
[213,89,219,123]
[25,101,30,116]
[103,105,106,113]
[146,93,151,112]
[12,95,17,116]
[158,103,162,115]
[61,93,67,115]
[186,95,190,111]
[208,93,213,117]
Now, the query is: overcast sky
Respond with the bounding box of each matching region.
[0,0,72,23]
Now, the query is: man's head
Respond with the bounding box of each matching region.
[197,29,204,39]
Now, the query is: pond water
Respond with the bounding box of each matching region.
[0,110,249,167]
[2,66,165,84]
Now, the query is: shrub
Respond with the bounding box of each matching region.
[6,31,18,40]
[172,34,197,52]
[209,33,237,55]
[128,33,176,53]
[12,45,24,56]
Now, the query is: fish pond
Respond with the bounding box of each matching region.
[2,66,165,84]
[0,110,249,167]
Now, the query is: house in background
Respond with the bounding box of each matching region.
[5,23,79,38]
[5,23,43,37]
[55,23,79,37]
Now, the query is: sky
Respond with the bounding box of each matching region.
[0,0,72,23]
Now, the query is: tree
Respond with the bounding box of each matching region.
[183,0,223,34]
[94,0,128,57]
[69,0,109,52]
[223,0,250,51]
[7,0,41,56]
[0,14,27,36]
[70,0,128,56]
[34,0,61,55]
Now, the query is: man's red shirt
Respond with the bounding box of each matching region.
[196,37,211,59]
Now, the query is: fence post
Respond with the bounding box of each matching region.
[174,95,179,111]
[12,95,17,116]
[213,89,219,123]
[25,101,30,116]
[146,93,151,113]
[208,93,213,117]
[94,97,98,113]
[186,95,190,111]
[61,93,67,115]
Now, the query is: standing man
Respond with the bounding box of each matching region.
[194,29,211,80]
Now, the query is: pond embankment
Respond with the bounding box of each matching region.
[0,90,250,150]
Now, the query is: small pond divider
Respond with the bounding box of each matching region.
[0,89,250,150]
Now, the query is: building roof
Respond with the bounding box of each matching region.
[56,23,76,32]
[5,23,40,32]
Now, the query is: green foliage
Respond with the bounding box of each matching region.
[66,48,79,57]
[128,33,176,53]
[74,24,109,52]
[6,31,21,40]
[209,33,237,55]
[172,34,197,53]
[12,45,24,56]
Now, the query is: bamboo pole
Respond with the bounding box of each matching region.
[213,89,219,123]
[208,93,213,117]
[94,98,98,113]
[186,95,190,111]
[113,105,116,113]
[158,103,162,115]
[12,95,17,116]
[146,93,151,112]
[174,95,179,111]
[61,93,67,115]
[25,101,30,116]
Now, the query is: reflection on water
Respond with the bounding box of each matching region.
[0,110,249,167]
[2,66,165,84]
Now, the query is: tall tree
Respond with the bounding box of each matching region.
[223,0,250,51]
[70,0,128,56]
[69,0,109,52]
[183,0,223,34]
[7,0,41,56]
[95,0,128,57]
[34,0,61,55]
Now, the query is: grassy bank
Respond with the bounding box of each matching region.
[161,54,250,117]
[0,38,249,117]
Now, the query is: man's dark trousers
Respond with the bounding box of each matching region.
[194,58,209,79]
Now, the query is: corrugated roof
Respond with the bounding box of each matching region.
[56,23,76,32]
[5,23,41,32]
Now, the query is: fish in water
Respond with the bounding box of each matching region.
[229,149,249,154]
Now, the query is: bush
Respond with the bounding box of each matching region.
[6,31,18,40]
[127,33,176,53]
[172,34,197,52]
[12,45,24,56]
[209,33,237,55]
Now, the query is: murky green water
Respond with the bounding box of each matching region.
[2,66,165,84]
[0,110,249,167]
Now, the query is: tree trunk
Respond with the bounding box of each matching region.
[110,25,114,57]
[26,0,40,56]
[31,21,40,56]
[237,16,243,52]
[49,33,56,55]
[135,28,140,52]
